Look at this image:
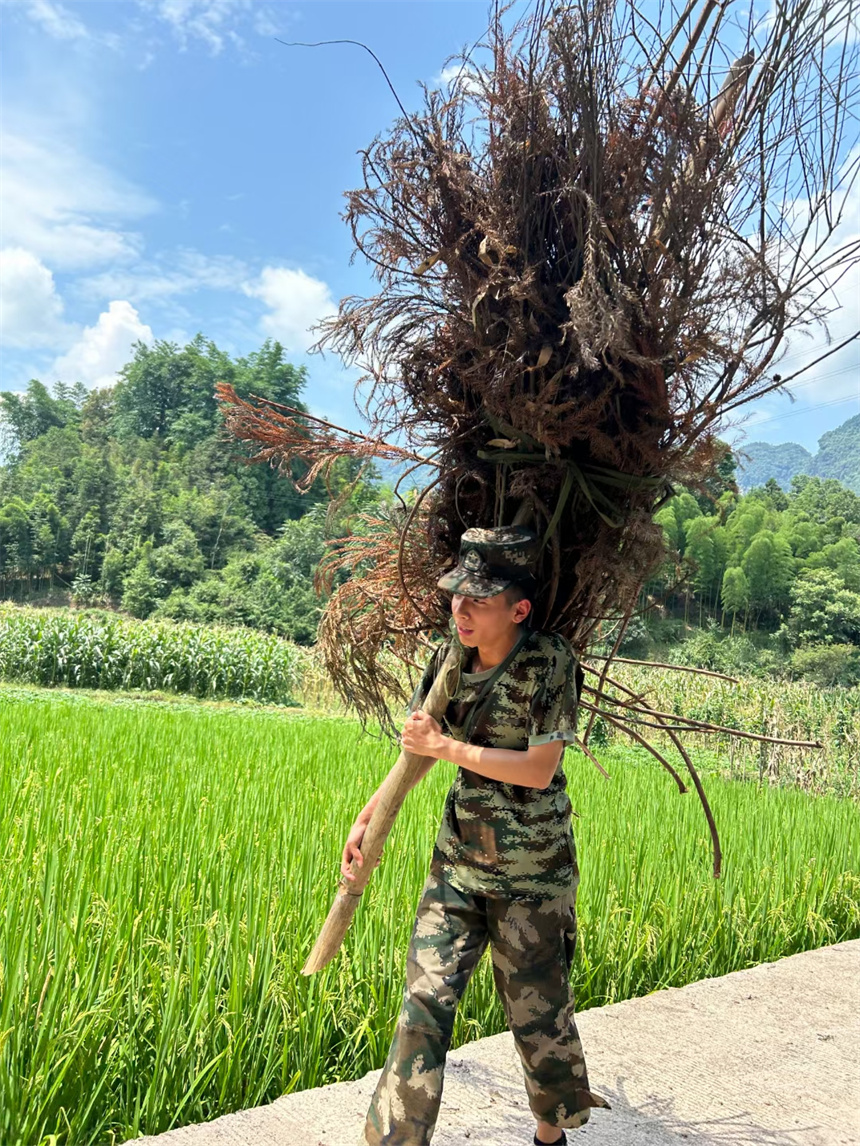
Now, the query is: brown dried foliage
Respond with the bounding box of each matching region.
[219,0,859,758]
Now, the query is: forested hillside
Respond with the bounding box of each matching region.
[0,336,383,642]
[2,336,859,682]
[640,472,860,683]
[736,414,860,494]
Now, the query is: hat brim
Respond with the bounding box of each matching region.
[436,567,513,597]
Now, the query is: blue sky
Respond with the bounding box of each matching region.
[1,0,857,456]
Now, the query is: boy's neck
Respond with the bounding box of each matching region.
[472,625,523,672]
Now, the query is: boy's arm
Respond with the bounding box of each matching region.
[401,712,564,789]
[443,737,563,789]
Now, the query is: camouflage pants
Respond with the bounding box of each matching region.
[361,868,610,1146]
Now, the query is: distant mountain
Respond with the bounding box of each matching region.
[373,457,437,493]
[736,413,860,494]
[735,440,813,491]
[812,415,860,492]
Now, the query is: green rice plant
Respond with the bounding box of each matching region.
[0,687,857,1145]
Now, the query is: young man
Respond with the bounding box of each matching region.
[342,526,610,1146]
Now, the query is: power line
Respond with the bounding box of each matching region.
[778,364,858,391]
[764,337,860,371]
[746,393,859,426]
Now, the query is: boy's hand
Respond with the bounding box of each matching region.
[341,813,381,882]
[400,711,446,758]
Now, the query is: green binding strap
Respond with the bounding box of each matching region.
[447,622,535,744]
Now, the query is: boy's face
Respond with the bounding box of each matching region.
[450,589,531,647]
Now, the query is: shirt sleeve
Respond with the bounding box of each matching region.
[527,635,582,747]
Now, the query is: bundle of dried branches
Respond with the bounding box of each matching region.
[219,0,857,900]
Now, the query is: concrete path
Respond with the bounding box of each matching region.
[138,939,860,1146]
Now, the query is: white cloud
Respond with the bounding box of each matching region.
[49,301,153,388]
[11,0,286,55]
[760,177,860,401]
[1,131,155,270]
[252,7,280,37]
[19,0,90,40]
[6,0,123,50]
[140,0,252,53]
[242,266,337,352]
[435,63,483,95]
[78,251,251,305]
[762,0,859,49]
[724,147,860,447]
[0,248,72,348]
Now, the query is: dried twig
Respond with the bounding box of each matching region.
[586,654,739,683]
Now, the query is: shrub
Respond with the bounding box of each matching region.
[789,643,860,687]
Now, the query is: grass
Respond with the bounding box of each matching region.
[1,684,857,1145]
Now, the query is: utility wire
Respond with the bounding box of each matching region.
[746,393,858,426]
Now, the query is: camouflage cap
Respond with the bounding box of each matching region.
[436,526,539,598]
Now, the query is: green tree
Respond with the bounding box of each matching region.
[0,498,31,593]
[683,516,726,617]
[725,501,769,564]
[740,530,795,624]
[70,508,104,578]
[721,566,749,631]
[24,492,65,589]
[789,475,860,526]
[762,478,789,511]
[121,542,167,619]
[78,387,116,447]
[655,492,701,556]
[112,336,228,443]
[781,516,822,559]
[789,643,860,686]
[151,521,206,588]
[785,569,860,646]
[0,379,86,456]
[803,537,860,591]
[155,504,339,643]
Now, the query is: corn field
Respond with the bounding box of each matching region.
[603,663,860,799]
[1,685,857,1144]
[0,605,308,705]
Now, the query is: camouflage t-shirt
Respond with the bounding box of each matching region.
[407,619,583,900]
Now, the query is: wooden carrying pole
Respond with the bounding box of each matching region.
[301,643,462,974]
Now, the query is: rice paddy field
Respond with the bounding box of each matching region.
[1,683,858,1146]
[2,604,858,797]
